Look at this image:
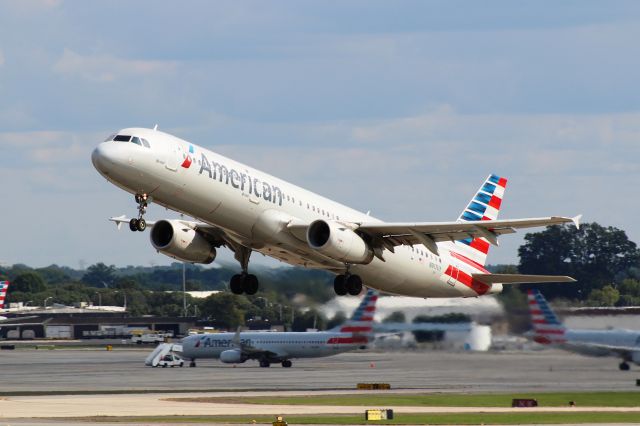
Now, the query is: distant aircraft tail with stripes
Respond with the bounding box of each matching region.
[331,288,378,335]
[0,281,9,309]
[527,289,567,344]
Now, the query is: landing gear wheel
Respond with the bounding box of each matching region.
[244,274,259,295]
[346,274,363,296]
[190,360,196,368]
[281,360,292,368]
[136,218,147,232]
[619,362,630,371]
[129,218,139,232]
[259,359,271,368]
[334,275,347,296]
[230,274,244,295]
[135,194,142,203]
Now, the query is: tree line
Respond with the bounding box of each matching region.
[1,221,638,332]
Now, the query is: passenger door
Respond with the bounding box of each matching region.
[165,143,179,171]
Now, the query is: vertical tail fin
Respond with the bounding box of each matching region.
[333,288,378,333]
[443,174,507,266]
[527,289,566,344]
[0,281,9,309]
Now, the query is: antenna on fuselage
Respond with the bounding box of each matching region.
[153,124,158,131]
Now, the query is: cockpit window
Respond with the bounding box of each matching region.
[131,136,142,146]
[113,135,131,142]
[141,138,151,148]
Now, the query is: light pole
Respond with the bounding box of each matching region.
[182,262,187,317]
[95,292,102,307]
[44,297,53,308]
[114,291,127,311]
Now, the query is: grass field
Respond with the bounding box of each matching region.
[80,412,640,424]
[168,390,640,407]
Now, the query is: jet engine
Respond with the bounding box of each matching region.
[306,219,373,264]
[220,349,244,364]
[150,220,216,264]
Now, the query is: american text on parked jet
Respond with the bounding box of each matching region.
[528,289,640,371]
[92,128,580,297]
[180,289,378,368]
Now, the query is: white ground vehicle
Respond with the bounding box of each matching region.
[131,332,172,345]
[156,353,184,368]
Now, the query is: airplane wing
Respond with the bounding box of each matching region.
[565,341,638,357]
[231,328,288,360]
[109,215,229,247]
[354,215,581,254]
[472,274,576,285]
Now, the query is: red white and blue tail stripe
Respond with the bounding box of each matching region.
[0,281,9,309]
[338,288,377,333]
[445,174,507,267]
[328,288,377,345]
[528,289,566,344]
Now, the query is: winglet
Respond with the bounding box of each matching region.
[232,326,242,347]
[572,214,582,230]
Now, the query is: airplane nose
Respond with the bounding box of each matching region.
[91,142,117,175]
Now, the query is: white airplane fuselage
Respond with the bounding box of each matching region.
[564,329,640,359]
[92,127,498,298]
[181,331,366,362]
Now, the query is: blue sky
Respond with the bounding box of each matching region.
[1,1,639,268]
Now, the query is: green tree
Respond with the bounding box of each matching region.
[291,308,326,332]
[518,223,640,299]
[82,263,117,287]
[326,311,347,329]
[587,284,620,307]
[12,272,47,293]
[382,311,406,323]
[200,293,246,329]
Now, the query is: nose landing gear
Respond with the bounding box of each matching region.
[228,245,260,295]
[129,193,148,232]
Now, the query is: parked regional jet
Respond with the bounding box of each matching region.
[528,289,640,370]
[180,289,379,368]
[92,128,580,298]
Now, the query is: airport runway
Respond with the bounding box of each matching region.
[1,346,639,394]
[1,346,639,424]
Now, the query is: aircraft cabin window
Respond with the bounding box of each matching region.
[113,135,131,142]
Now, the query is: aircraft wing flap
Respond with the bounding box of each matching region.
[472,274,576,284]
[357,215,580,248]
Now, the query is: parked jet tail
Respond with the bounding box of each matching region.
[330,288,378,335]
[527,289,566,344]
[0,281,9,309]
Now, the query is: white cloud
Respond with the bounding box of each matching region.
[52,48,177,82]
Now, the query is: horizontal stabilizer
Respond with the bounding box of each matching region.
[472,274,576,285]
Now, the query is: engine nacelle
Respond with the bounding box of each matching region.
[220,349,244,364]
[150,220,216,264]
[306,220,373,264]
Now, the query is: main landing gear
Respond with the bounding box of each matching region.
[281,360,292,368]
[333,273,363,296]
[229,245,259,295]
[129,193,148,232]
[619,361,630,371]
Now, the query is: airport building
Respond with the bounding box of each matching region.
[0,306,196,339]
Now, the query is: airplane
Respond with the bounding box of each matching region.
[179,288,379,368]
[528,289,640,371]
[91,127,580,298]
[0,281,8,320]
[0,281,9,310]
